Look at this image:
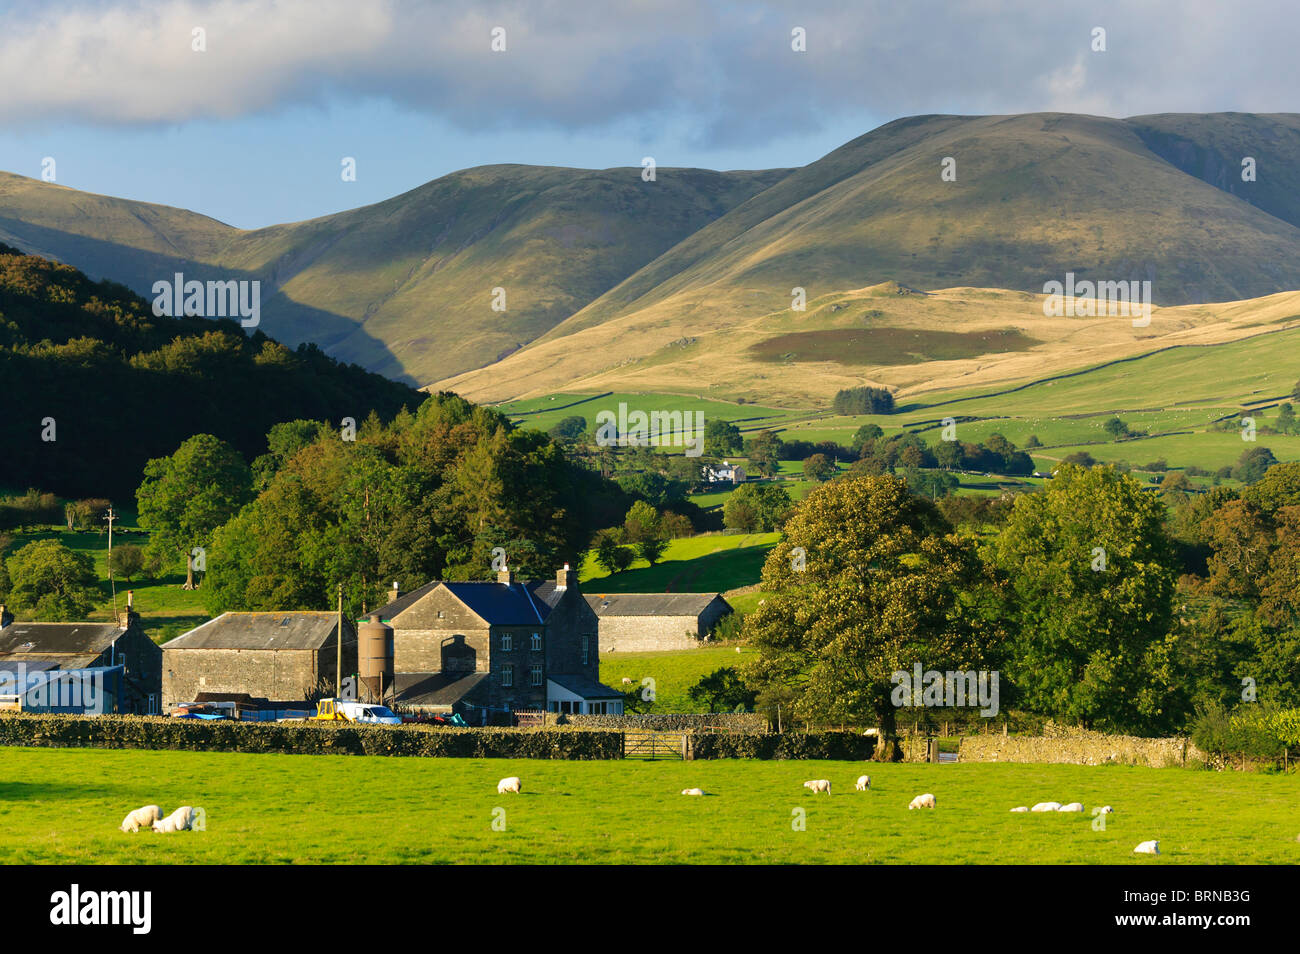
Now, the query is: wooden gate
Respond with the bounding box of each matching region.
[623,730,689,760]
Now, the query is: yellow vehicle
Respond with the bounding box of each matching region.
[311,698,348,721]
[311,697,402,725]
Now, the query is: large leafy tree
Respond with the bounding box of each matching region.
[136,434,254,588]
[991,463,1178,732]
[5,540,100,620]
[742,475,1004,737]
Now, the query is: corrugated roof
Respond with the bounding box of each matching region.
[585,593,728,617]
[547,673,624,699]
[0,622,124,656]
[165,613,345,651]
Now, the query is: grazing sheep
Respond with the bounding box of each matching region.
[1010,806,1029,813]
[1030,802,1062,812]
[680,788,706,796]
[119,805,161,833]
[497,776,523,795]
[1097,806,1115,814]
[621,677,632,685]
[908,793,936,810]
[802,779,832,795]
[152,806,194,833]
[1134,840,1160,855]
[1057,802,1085,812]
[855,775,871,791]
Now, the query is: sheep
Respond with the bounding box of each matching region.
[1057,802,1085,812]
[855,775,871,791]
[497,776,522,795]
[802,779,832,795]
[1097,806,1115,814]
[1133,840,1160,855]
[680,788,706,796]
[152,806,194,833]
[119,805,161,833]
[908,793,936,810]
[1030,802,1062,812]
[621,677,632,685]
[1009,806,1029,813]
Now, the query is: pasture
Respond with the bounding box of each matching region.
[597,645,757,711]
[3,747,1297,864]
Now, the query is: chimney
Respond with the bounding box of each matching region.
[497,565,515,585]
[0,604,11,628]
[391,581,400,603]
[556,563,576,590]
[117,590,139,629]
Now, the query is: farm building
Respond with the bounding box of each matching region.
[702,460,747,484]
[586,593,733,652]
[374,564,623,721]
[0,596,162,713]
[161,612,357,711]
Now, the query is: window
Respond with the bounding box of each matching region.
[501,665,514,688]
[581,634,590,665]
[530,666,543,687]
[501,633,513,652]
[530,632,541,651]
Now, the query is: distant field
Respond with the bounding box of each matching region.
[499,390,812,436]
[750,327,1040,366]
[5,747,1296,864]
[581,532,778,593]
[599,645,754,711]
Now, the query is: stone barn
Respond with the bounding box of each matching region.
[162,612,357,711]
[0,596,162,713]
[585,593,734,652]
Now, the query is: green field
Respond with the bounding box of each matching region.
[4,747,1296,864]
[580,532,778,593]
[599,646,756,711]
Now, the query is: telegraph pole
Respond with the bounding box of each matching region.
[336,583,344,701]
[105,506,119,618]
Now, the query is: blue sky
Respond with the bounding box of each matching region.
[0,0,1294,229]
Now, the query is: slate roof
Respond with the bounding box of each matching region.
[373,580,562,626]
[547,673,624,700]
[165,612,347,651]
[585,593,729,618]
[392,671,490,708]
[0,622,125,656]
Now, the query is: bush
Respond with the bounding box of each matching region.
[691,731,877,760]
[1191,702,1300,759]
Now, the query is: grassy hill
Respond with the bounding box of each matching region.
[0,165,788,385]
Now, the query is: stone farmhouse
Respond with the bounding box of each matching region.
[0,595,162,713]
[586,592,733,652]
[378,565,623,721]
[162,612,357,711]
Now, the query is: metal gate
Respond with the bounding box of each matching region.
[622,730,688,760]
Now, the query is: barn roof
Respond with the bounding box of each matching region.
[165,613,350,651]
[0,622,125,657]
[547,673,624,700]
[392,671,490,707]
[585,593,729,618]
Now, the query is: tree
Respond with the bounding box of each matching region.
[832,387,894,415]
[851,423,884,455]
[802,453,836,482]
[593,530,634,575]
[1280,403,1298,436]
[704,419,743,457]
[742,475,1002,738]
[723,483,791,532]
[107,543,146,582]
[4,540,100,620]
[624,501,668,566]
[1232,446,1278,485]
[1102,417,1129,439]
[548,415,588,443]
[136,434,254,589]
[991,464,1178,732]
[743,431,783,477]
[688,667,758,712]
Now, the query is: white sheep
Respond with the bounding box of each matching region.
[1097,806,1115,814]
[1009,806,1029,812]
[1133,840,1160,855]
[802,779,832,795]
[1057,802,1085,812]
[119,805,161,833]
[680,788,706,796]
[152,806,194,833]
[855,775,871,791]
[1030,801,1062,812]
[497,776,522,794]
[908,793,936,810]
[621,677,632,685]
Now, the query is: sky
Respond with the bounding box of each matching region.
[0,0,1295,229]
